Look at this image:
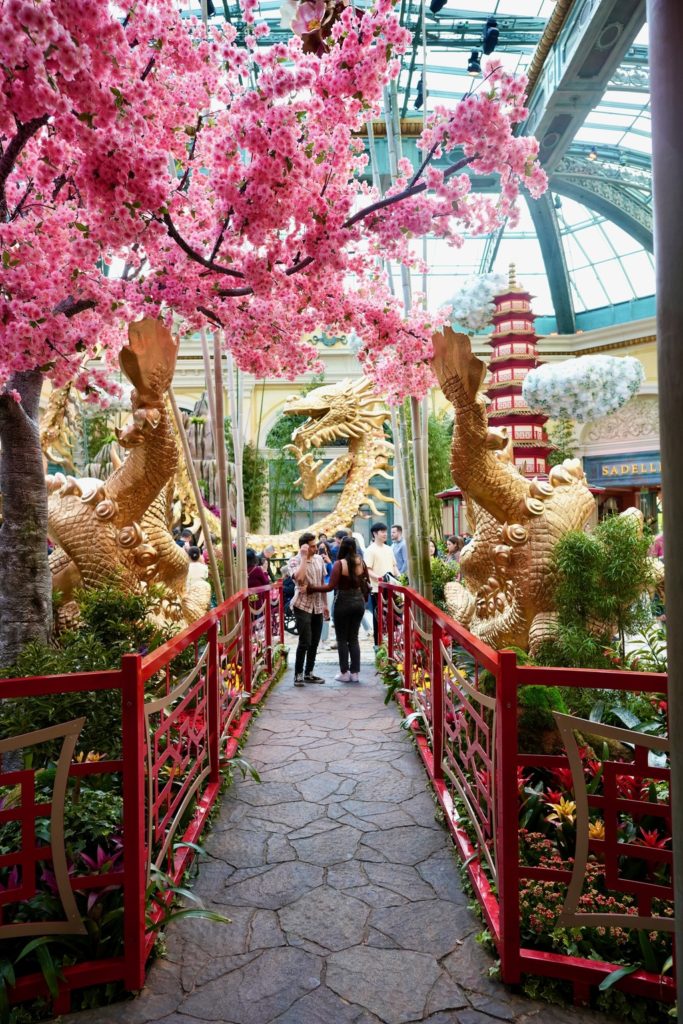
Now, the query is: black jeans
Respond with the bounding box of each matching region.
[293,608,323,676]
[333,591,365,674]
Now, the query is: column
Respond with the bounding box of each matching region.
[647,0,683,1007]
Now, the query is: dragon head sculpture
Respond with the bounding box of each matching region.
[284,377,388,451]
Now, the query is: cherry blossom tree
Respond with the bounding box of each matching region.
[0,0,546,663]
[0,0,218,662]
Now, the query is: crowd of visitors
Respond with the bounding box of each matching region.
[174,520,472,689]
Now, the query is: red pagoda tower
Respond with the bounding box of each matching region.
[486,264,552,477]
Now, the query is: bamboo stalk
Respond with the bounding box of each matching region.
[410,395,433,602]
[398,401,420,588]
[225,346,248,590]
[198,327,219,550]
[168,387,224,605]
[200,328,218,442]
[212,332,236,600]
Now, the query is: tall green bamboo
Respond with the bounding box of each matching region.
[225,347,248,590]
[380,81,432,600]
[210,334,236,600]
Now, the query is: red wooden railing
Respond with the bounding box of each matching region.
[0,583,285,1014]
[378,582,674,1007]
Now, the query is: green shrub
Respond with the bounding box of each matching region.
[539,515,655,667]
[430,557,460,612]
[0,583,178,762]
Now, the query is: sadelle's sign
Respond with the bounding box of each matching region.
[583,451,661,487]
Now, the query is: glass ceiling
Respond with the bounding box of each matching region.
[180,1,654,330]
[408,195,655,322]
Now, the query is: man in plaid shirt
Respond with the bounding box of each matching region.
[288,531,329,687]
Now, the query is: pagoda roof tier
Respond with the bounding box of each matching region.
[487,379,531,391]
[490,327,540,338]
[512,440,554,449]
[488,354,541,366]
[491,309,537,323]
[488,408,549,419]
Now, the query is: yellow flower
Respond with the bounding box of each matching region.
[546,798,577,825]
[589,819,605,841]
[74,750,104,763]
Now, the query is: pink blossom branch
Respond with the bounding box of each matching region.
[161,211,246,278]
[213,153,474,299]
[0,115,49,219]
[345,153,473,228]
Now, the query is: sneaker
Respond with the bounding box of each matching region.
[294,674,305,687]
[349,673,360,683]
[335,671,350,682]
[304,672,325,684]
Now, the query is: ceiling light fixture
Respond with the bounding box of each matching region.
[429,0,447,14]
[467,49,481,76]
[414,74,424,110]
[482,17,499,55]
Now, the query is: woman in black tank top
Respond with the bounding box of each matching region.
[307,536,369,682]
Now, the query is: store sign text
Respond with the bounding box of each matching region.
[601,461,661,478]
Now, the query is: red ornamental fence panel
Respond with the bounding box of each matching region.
[0,583,285,1015]
[378,582,674,1008]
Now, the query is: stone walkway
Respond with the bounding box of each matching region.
[64,649,608,1024]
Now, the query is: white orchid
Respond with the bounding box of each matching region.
[522,355,644,422]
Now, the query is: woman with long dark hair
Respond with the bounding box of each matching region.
[307,535,369,682]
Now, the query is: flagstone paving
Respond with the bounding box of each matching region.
[62,649,611,1024]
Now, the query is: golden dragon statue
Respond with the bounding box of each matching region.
[246,376,394,556]
[432,326,596,654]
[47,319,211,628]
[42,334,393,621]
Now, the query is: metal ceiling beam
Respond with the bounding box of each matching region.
[521,0,646,173]
[524,192,576,334]
[549,165,653,251]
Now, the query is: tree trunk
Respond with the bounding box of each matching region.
[0,371,52,667]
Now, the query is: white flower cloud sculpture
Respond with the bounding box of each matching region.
[522,355,645,422]
[448,273,506,334]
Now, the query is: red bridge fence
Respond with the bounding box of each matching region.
[378,582,674,1008]
[0,583,285,1015]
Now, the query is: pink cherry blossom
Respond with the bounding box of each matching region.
[291,0,327,36]
[0,0,546,407]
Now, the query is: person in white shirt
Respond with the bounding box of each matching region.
[187,545,209,582]
[363,522,399,647]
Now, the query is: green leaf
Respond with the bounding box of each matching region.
[36,944,61,999]
[159,908,231,925]
[661,955,673,975]
[174,840,206,857]
[227,757,261,782]
[14,936,53,964]
[589,700,604,723]
[638,930,659,974]
[401,711,425,731]
[0,960,15,988]
[597,964,639,991]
